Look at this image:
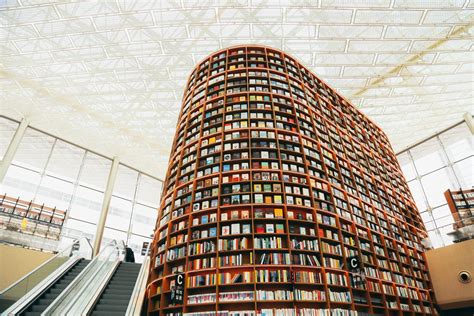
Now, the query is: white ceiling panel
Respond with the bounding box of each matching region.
[0,0,472,178]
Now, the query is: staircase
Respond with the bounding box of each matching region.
[21,259,90,316]
[89,262,141,316]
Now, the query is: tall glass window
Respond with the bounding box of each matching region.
[397,120,473,248]
[0,116,163,261]
[0,117,19,160]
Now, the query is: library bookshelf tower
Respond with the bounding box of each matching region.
[147,46,436,316]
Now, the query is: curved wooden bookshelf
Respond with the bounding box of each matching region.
[147,45,437,316]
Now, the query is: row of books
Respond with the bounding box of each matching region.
[294,289,326,301]
[188,293,216,304]
[218,271,253,284]
[328,290,351,303]
[255,236,284,249]
[255,269,290,283]
[222,223,252,235]
[189,241,216,256]
[291,238,319,251]
[191,227,217,240]
[219,291,254,302]
[219,253,252,267]
[218,237,249,251]
[258,308,359,316]
[294,270,322,283]
[255,223,285,234]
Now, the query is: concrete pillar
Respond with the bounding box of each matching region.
[0,118,29,183]
[93,157,120,256]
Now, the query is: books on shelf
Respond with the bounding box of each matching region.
[188,273,216,287]
[219,253,253,267]
[255,236,284,249]
[189,257,216,270]
[219,291,254,302]
[188,241,216,256]
[291,254,321,266]
[326,272,348,286]
[329,289,351,303]
[294,289,326,301]
[291,238,319,251]
[294,270,322,283]
[187,293,216,304]
[218,237,249,251]
[255,269,290,283]
[256,290,293,301]
[258,253,290,265]
[218,271,253,284]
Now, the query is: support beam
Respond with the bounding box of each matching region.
[463,112,474,134]
[93,157,120,256]
[0,118,29,183]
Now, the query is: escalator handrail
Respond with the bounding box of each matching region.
[0,237,91,316]
[0,238,84,296]
[125,241,152,316]
[41,239,124,315]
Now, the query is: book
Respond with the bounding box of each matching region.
[274,208,283,218]
[266,224,275,233]
[222,226,230,235]
[274,195,282,204]
[256,224,265,233]
[209,227,217,237]
[231,223,240,235]
[275,224,285,234]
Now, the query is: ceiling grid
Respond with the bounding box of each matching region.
[0,0,472,178]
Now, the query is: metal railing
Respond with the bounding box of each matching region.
[0,237,92,314]
[126,241,152,316]
[43,239,125,315]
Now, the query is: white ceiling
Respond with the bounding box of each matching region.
[0,0,473,178]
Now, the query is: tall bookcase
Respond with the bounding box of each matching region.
[147,46,437,316]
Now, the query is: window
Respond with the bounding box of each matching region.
[78,152,111,191]
[439,123,473,163]
[410,138,447,176]
[397,121,472,248]
[45,140,85,182]
[13,128,55,172]
[0,117,19,160]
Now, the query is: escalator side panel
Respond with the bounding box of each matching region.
[20,259,90,316]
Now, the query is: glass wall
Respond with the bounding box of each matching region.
[0,116,163,262]
[397,121,473,248]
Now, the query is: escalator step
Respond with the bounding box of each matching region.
[90,312,118,316]
[96,293,131,300]
[94,304,128,312]
[103,290,133,296]
[44,293,60,300]
[30,304,49,312]
[37,298,54,305]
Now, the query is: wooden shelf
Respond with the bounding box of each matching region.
[148,45,436,316]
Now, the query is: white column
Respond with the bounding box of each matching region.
[463,112,474,134]
[0,118,29,183]
[93,157,120,256]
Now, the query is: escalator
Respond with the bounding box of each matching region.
[89,262,141,316]
[20,259,90,316]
